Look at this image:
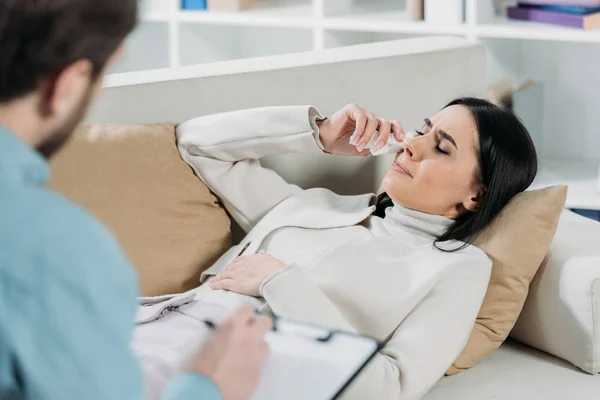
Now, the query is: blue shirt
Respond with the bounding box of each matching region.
[0,127,223,400]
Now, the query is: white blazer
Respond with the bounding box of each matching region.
[176,106,492,400]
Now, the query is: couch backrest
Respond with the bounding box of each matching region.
[88,36,486,194]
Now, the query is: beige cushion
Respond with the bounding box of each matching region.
[447,185,568,375]
[49,124,231,297]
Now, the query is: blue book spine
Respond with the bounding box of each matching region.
[181,0,207,10]
[519,2,600,14]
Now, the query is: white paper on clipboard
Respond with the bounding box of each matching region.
[133,300,380,400]
[250,317,381,400]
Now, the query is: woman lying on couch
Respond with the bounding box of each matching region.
[134,98,537,399]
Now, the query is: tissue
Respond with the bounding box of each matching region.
[350,130,416,156]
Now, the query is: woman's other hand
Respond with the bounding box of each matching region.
[317,103,405,156]
[209,252,286,297]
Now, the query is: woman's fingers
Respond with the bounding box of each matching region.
[391,120,405,142]
[375,119,392,150]
[210,278,237,291]
[212,269,237,284]
[349,105,368,145]
[356,113,379,152]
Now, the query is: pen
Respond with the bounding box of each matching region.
[202,311,278,332]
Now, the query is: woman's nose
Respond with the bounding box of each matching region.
[403,136,420,160]
[404,134,432,161]
[404,143,414,158]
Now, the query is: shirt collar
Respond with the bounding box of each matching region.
[0,125,50,187]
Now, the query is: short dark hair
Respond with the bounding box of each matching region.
[374,97,538,251]
[0,0,138,102]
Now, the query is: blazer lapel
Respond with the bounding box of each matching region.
[244,188,376,253]
[201,188,376,282]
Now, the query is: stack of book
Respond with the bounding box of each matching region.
[507,1,600,29]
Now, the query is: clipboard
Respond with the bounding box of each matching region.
[249,316,382,400]
[135,298,381,400]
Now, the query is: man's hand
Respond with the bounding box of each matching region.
[187,305,272,400]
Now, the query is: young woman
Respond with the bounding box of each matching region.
[135,98,537,400]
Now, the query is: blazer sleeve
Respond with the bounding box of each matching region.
[260,259,491,400]
[176,106,325,233]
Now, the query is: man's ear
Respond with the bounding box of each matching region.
[40,59,93,118]
[463,185,487,213]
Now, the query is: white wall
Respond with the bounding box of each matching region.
[111,22,170,73]
[178,25,312,65]
[520,41,600,161]
[483,38,600,163]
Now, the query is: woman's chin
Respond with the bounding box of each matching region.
[381,173,403,194]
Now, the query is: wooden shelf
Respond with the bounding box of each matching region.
[142,12,172,23]
[324,19,467,36]
[475,17,600,43]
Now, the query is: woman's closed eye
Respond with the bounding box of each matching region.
[415,129,449,155]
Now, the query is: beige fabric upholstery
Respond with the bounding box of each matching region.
[49,123,231,297]
[511,209,600,374]
[428,340,600,400]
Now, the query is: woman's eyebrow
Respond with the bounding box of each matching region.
[438,130,458,149]
[424,118,458,149]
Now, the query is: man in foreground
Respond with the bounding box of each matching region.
[0,1,270,399]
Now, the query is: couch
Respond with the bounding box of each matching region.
[86,37,600,399]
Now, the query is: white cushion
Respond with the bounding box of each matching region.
[425,340,600,400]
[510,209,600,374]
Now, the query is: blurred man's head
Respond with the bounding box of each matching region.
[0,0,138,158]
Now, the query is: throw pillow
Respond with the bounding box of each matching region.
[49,123,231,296]
[447,185,567,375]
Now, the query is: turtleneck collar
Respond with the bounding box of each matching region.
[380,201,454,241]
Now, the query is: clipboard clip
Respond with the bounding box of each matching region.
[271,315,334,343]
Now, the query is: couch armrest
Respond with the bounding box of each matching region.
[510,210,600,374]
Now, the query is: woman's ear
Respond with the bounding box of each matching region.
[463,185,487,212]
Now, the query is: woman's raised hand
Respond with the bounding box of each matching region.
[317,103,404,156]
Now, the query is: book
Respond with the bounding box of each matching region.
[508,5,600,29]
[519,3,600,14]
[182,0,207,10]
[517,0,600,6]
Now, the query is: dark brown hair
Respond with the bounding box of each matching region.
[0,0,138,102]
[374,97,538,251]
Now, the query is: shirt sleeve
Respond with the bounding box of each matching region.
[6,197,223,400]
[161,373,223,400]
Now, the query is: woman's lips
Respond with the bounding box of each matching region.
[392,160,412,177]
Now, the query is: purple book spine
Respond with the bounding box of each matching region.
[519,0,600,6]
[508,7,585,28]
